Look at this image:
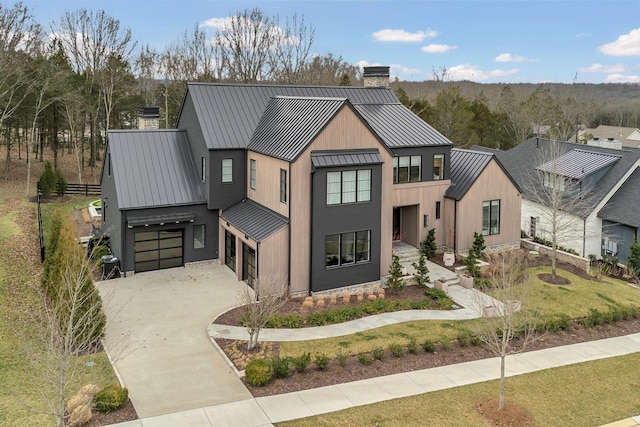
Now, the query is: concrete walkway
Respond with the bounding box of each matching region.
[107,332,640,427]
[208,284,500,342]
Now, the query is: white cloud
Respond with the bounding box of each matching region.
[200,17,231,29]
[579,63,626,73]
[599,28,640,56]
[604,73,640,83]
[447,64,519,81]
[421,44,457,53]
[372,28,438,42]
[390,64,422,76]
[495,53,526,63]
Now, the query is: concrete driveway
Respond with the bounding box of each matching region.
[96,262,253,418]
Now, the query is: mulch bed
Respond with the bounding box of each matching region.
[85,400,138,427]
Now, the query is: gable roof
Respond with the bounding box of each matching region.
[598,167,640,228]
[248,96,351,162]
[107,129,206,210]
[445,148,520,200]
[491,137,640,216]
[586,125,640,148]
[220,199,288,242]
[183,82,452,151]
[535,149,620,179]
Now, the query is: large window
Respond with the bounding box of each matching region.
[433,154,444,180]
[222,159,233,183]
[193,224,205,249]
[393,155,421,183]
[280,169,287,203]
[325,230,370,268]
[250,159,256,190]
[482,200,500,236]
[326,169,371,205]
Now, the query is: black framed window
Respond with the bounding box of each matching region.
[250,159,256,190]
[433,154,444,180]
[193,224,205,249]
[201,157,206,182]
[326,169,371,205]
[280,169,287,203]
[482,200,500,236]
[222,159,233,183]
[325,230,370,268]
[435,201,441,219]
[393,155,421,183]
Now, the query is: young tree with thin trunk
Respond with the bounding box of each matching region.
[471,252,540,411]
[238,276,288,350]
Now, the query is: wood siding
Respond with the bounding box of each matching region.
[289,106,394,294]
[454,160,521,251]
[392,181,450,247]
[247,152,290,218]
[258,226,289,285]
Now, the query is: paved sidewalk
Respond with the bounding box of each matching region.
[107,333,640,427]
[208,284,502,342]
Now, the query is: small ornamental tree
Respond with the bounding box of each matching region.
[239,277,288,350]
[470,231,486,260]
[38,160,57,198]
[420,228,438,259]
[411,252,430,287]
[55,167,68,196]
[386,254,405,295]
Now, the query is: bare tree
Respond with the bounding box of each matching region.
[471,252,540,411]
[269,13,315,84]
[297,53,360,86]
[524,138,594,279]
[238,276,288,350]
[496,85,532,146]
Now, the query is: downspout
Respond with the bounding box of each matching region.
[453,200,458,252]
[122,212,127,276]
[287,162,292,295]
[308,164,314,296]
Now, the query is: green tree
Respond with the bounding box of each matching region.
[420,228,438,259]
[627,243,640,277]
[470,231,486,260]
[411,252,430,287]
[38,161,56,198]
[54,167,67,196]
[386,255,405,295]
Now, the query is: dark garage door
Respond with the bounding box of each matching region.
[134,229,183,273]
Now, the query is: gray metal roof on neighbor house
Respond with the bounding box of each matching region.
[444,149,493,200]
[220,199,288,242]
[598,167,640,227]
[183,82,452,151]
[248,97,349,161]
[107,129,206,210]
[535,149,620,179]
[311,149,383,168]
[490,137,640,216]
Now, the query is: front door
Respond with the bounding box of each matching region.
[242,244,256,289]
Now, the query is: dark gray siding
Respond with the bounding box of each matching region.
[210,150,246,209]
[121,204,217,272]
[100,145,123,262]
[391,146,451,182]
[602,220,638,264]
[310,164,383,292]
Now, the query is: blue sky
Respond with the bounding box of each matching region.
[21,0,640,83]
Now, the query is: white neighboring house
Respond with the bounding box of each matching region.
[577,125,640,149]
[476,138,640,263]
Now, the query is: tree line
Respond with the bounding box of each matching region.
[1,2,639,184]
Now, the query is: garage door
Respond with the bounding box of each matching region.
[134,229,183,273]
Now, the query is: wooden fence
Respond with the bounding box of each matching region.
[64,183,101,196]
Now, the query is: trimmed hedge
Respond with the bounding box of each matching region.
[245,358,272,386]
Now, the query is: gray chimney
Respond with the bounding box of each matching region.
[138,106,160,130]
[363,66,390,87]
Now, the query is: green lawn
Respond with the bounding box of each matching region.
[0,191,118,426]
[277,352,640,427]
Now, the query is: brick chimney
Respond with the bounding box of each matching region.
[363,66,390,87]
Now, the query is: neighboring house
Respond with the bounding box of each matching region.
[101,67,521,294]
[479,137,640,264]
[444,148,522,254]
[577,125,640,149]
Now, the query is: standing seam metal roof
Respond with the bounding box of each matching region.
[185,83,453,151]
[311,149,383,167]
[445,149,495,200]
[248,96,348,161]
[107,129,206,209]
[220,199,289,242]
[535,149,620,179]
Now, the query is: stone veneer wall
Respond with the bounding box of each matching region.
[521,239,590,273]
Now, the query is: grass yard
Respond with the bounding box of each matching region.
[277,352,640,427]
[280,265,640,360]
[0,185,118,426]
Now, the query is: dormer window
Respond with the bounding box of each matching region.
[542,172,565,191]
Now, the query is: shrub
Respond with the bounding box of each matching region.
[388,343,404,357]
[357,352,372,365]
[292,353,311,373]
[336,352,348,367]
[245,359,272,386]
[457,332,471,347]
[542,314,571,333]
[440,340,452,350]
[372,346,385,360]
[386,255,405,295]
[422,339,436,353]
[314,353,330,371]
[271,356,291,378]
[469,232,486,260]
[95,383,128,412]
[38,161,56,198]
[407,338,418,354]
[282,314,304,328]
[411,252,430,287]
[420,228,437,259]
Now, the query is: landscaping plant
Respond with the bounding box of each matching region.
[411,252,430,287]
[386,255,405,295]
[420,228,438,259]
[245,359,272,386]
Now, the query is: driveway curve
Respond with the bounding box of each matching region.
[97,262,252,418]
